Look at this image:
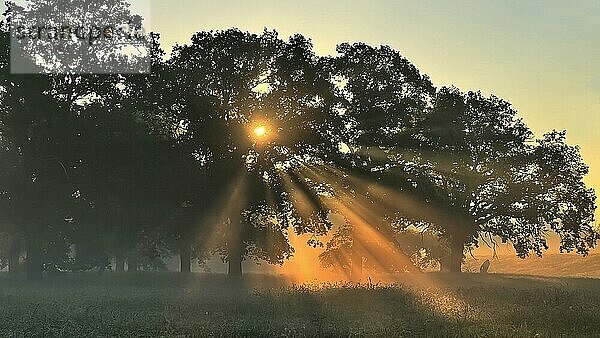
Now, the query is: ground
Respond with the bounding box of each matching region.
[1,272,600,337]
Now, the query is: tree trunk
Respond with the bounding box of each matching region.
[350,246,362,282]
[227,209,244,279]
[449,235,466,273]
[127,256,138,272]
[228,251,242,278]
[180,244,191,274]
[8,235,21,274]
[97,255,107,275]
[439,258,450,272]
[228,233,243,278]
[26,238,42,281]
[8,251,19,273]
[115,254,125,272]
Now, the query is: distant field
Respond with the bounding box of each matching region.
[464,253,600,277]
[1,272,600,337]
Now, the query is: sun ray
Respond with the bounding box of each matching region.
[193,170,248,253]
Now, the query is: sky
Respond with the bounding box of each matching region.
[143,0,600,215]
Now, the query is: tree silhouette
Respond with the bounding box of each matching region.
[165,29,338,277]
[0,34,79,279]
[0,0,164,277]
[402,88,597,271]
[315,42,440,278]
[327,43,596,273]
[65,33,176,273]
[320,221,444,277]
[0,12,595,280]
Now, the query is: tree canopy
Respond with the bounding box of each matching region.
[0,14,595,279]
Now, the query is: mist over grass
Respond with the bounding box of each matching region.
[1,272,599,337]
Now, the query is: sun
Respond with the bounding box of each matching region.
[249,121,273,143]
[253,125,267,138]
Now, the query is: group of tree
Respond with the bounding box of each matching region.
[0,1,596,281]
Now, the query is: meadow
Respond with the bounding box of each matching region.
[1,272,600,337]
[463,253,600,278]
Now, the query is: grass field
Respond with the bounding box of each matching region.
[1,272,600,337]
[464,253,600,278]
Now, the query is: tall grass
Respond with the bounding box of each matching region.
[1,272,599,337]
